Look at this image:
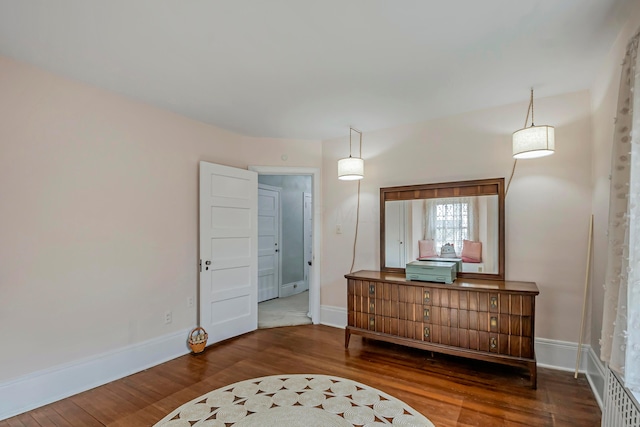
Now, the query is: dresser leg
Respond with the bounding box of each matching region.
[345,329,351,348]
[529,361,537,389]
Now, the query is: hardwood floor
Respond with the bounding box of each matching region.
[1,325,601,426]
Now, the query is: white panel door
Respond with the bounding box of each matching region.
[385,201,407,268]
[199,161,257,345]
[258,185,280,302]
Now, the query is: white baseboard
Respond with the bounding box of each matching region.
[585,347,606,409]
[280,280,306,298]
[535,337,590,372]
[0,327,191,421]
[320,304,347,329]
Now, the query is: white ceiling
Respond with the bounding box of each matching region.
[0,0,633,140]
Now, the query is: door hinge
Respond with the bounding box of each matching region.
[199,259,202,272]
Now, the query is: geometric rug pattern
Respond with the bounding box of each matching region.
[153,374,435,426]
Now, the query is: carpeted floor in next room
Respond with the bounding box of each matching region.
[258,290,312,328]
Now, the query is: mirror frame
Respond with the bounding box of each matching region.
[380,177,505,280]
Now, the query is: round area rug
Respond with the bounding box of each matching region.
[153,374,434,427]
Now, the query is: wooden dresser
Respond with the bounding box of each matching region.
[345,270,540,388]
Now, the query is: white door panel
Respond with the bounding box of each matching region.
[208,294,251,324]
[209,285,252,303]
[258,185,280,302]
[208,174,252,198]
[211,206,251,229]
[200,161,257,345]
[211,237,251,258]
[210,267,251,294]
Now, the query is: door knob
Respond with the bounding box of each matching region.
[308,261,312,266]
[205,260,211,265]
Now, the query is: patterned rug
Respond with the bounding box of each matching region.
[153,374,434,427]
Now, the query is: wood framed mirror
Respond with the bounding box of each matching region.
[380,177,505,280]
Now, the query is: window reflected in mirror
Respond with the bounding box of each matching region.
[385,195,499,273]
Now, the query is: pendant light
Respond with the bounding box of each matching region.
[338,127,364,180]
[512,89,555,159]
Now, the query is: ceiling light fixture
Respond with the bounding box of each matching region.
[338,127,364,180]
[512,89,555,159]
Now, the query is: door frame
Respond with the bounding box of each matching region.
[303,192,312,293]
[249,166,321,324]
[258,183,282,300]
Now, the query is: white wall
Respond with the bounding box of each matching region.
[0,55,322,383]
[322,90,593,343]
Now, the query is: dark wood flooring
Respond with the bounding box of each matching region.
[1,325,601,426]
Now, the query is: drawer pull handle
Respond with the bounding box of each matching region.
[424,327,430,339]
[369,284,375,295]
[369,302,375,311]
[369,317,375,328]
[490,296,498,309]
[490,337,497,349]
[423,290,431,303]
[423,308,430,321]
[490,316,497,328]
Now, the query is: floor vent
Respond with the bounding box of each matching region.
[603,369,640,427]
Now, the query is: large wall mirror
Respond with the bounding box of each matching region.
[380,178,505,280]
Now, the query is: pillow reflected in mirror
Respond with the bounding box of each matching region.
[418,239,438,258]
[461,239,482,263]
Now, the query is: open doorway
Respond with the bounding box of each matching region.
[249,166,321,328]
[257,176,311,328]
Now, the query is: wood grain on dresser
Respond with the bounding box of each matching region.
[345,270,540,388]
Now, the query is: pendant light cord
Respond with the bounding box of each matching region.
[349,180,361,273]
[348,127,362,158]
[348,129,353,157]
[530,89,535,126]
[505,159,518,197]
[349,128,363,273]
[505,89,534,197]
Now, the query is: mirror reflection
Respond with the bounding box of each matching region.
[385,195,499,274]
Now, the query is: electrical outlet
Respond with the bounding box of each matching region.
[187,296,194,308]
[164,310,172,324]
